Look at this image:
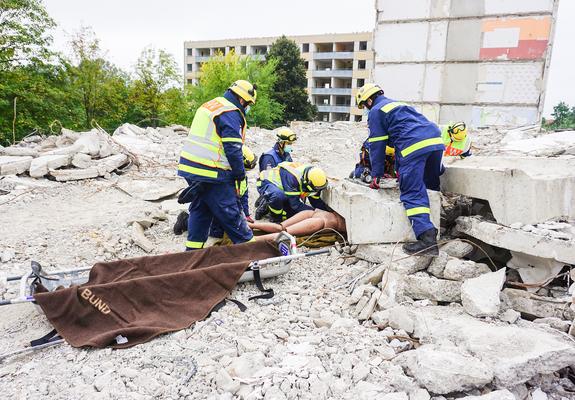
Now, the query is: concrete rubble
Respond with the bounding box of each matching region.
[1,122,575,399]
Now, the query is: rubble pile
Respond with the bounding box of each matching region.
[1,122,575,400]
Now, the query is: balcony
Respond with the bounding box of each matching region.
[312,69,353,78]
[313,52,354,60]
[316,105,351,113]
[249,54,266,61]
[311,88,352,96]
[195,56,211,62]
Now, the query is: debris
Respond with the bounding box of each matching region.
[29,154,71,178]
[533,317,571,332]
[441,239,474,258]
[461,389,516,400]
[503,288,575,320]
[116,177,186,201]
[461,268,506,317]
[0,156,33,175]
[443,259,491,281]
[131,222,154,253]
[499,309,520,324]
[402,274,462,302]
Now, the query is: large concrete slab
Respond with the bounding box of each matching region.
[322,179,441,244]
[442,156,575,226]
[0,156,33,175]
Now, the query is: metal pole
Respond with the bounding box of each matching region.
[251,248,331,268]
[7,266,92,282]
[0,339,65,362]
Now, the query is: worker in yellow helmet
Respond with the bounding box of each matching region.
[259,127,297,171]
[441,122,471,158]
[255,162,329,223]
[176,80,257,250]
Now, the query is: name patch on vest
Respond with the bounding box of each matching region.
[80,288,111,315]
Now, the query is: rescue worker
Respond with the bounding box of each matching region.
[441,122,471,158]
[258,127,297,171]
[356,83,444,255]
[350,140,396,182]
[177,80,257,250]
[208,145,258,241]
[255,162,329,223]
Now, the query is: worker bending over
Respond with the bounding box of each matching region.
[356,83,444,255]
[256,162,329,223]
[177,80,257,250]
[259,127,297,171]
[350,140,396,182]
[441,122,471,158]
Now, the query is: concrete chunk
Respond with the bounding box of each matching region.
[503,288,575,320]
[461,389,515,400]
[441,239,474,258]
[49,168,99,182]
[0,156,33,175]
[71,153,94,169]
[443,259,491,281]
[0,147,39,157]
[29,154,71,178]
[355,245,432,275]
[461,268,506,317]
[96,154,128,174]
[323,180,440,244]
[402,274,461,302]
[442,156,575,225]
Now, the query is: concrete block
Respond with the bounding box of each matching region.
[443,157,575,226]
[0,147,39,157]
[461,268,506,317]
[323,180,441,244]
[29,154,71,178]
[402,274,462,302]
[49,168,99,182]
[503,288,575,320]
[454,217,575,265]
[0,156,33,175]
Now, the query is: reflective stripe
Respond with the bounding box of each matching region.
[186,241,204,249]
[400,137,444,158]
[368,135,389,143]
[178,164,218,179]
[248,237,256,243]
[284,192,301,196]
[259,169,283,190]
[381,101,407,113]
[238,178,248,196]
[221,137,243,143]
[406,207,430,216]
[268,206,284,215]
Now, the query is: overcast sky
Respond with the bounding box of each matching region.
[43,0,573,117]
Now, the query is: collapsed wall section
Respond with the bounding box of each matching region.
[372,0,559,127]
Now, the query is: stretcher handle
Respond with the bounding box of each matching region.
[250,248,330,269]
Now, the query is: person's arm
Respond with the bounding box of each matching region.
[215,111,245,179]
[259,154,274,171]
[367,110,388,178]
[284,176,313,213]
[241,185,250,216]
[309,194,329,211]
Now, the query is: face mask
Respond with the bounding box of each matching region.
[363,109,369,116]
[245,105,251,115]
[284,145,293,153]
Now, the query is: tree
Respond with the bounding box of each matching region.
[0,0,55,69]
[545,102,575,130]
[128,47,182,126]
[267,36,317,123]
[189,50,283,128]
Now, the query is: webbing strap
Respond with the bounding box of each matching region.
[30,329,61,347]
[211,298,247,314]
[248,269,274,301]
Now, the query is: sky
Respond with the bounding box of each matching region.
[43,0,573,117]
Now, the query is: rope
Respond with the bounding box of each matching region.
[297,227,348,249]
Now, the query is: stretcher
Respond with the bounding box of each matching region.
[0,233,331,361]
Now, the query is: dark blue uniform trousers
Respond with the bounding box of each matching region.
[397,150,443,238]
[186,179,253,250]
[257,181,291,219]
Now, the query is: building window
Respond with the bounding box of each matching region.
[358,60,366,70]
[187,48,193,56]
[355,115,363,122]
[359,41,367,51]
[302,43,309,53]
[357,78,365,87]
[187,79,193,85]
[304,61,309,69]
[187,64,193,72]
[241,46,247,55]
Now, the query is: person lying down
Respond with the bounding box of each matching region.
[248,209,346,241]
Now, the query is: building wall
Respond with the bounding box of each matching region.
[373,0,559,127]
[184,32,374,122]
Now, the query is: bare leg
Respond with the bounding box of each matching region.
[248,210,316,233]
[252,211,346,241]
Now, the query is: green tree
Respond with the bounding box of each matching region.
[189,50,283,128]
[267,36,316,123]
[0,0,55,68]
[67,26,130,129]
[545,102,575,130]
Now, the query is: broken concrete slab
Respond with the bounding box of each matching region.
[502,288,575,320]
[442,157,575,226]
[74,130,102,156]
[0,156,33,175]
[441,239,474,258]
[394,305,575,387]
[322,180,440,244]
[396,344,494,394]
[455,216,575,265]
[95,154,128,174]
[461,389,516,400]
[355,245,432,275]
[443,259,491,281]
[0,147,39,157]
[461,268,506,317]
[49,168,99,182]
[29,154,71,178]
[507,252,565,293]
[533,317,571,333]
[402,274,461,302]
[116,177,187,201]
[426,251,449,278]
[71,153,94,169]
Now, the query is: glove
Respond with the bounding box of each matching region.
[245,215,254,223]
[234,174,246,196]
[369,177,383,190]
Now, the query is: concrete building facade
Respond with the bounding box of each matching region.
[184,32,374,122]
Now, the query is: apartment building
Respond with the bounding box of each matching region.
[184,32,374,122]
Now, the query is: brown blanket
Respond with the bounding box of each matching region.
[34,240,280,348]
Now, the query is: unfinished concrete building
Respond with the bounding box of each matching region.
[183,32,374,122]
[373,0,559,126]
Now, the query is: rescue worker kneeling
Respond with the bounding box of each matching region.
[256,162,329,223]
[177,80,257,250]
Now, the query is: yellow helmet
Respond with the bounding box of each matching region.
[448,122,467,142]
[302,166,328,192]
[356,83,383,109]
[242,145,257,170]
[229,80,257,104]
[276,127,297,143]
[385,146,395,157]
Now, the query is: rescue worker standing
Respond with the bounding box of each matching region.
[258,127,297,171]
[441,122,471,158]
[356,83,444,255]
[256,162,329,223]
[177,80,257,250]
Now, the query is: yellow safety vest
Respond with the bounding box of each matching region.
[258,162,317,199]
[179,97,246,178]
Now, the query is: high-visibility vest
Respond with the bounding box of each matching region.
[179,97,246,177]
[258,162,316,199]
[441,125,471,157]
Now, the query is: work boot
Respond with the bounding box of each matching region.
[255,200,269,220]
[402,228,439,256]
[173,211,189,235]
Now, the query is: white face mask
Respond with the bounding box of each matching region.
[363,108,369,116]
[245,105,251,115]
[284,145,293,153]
